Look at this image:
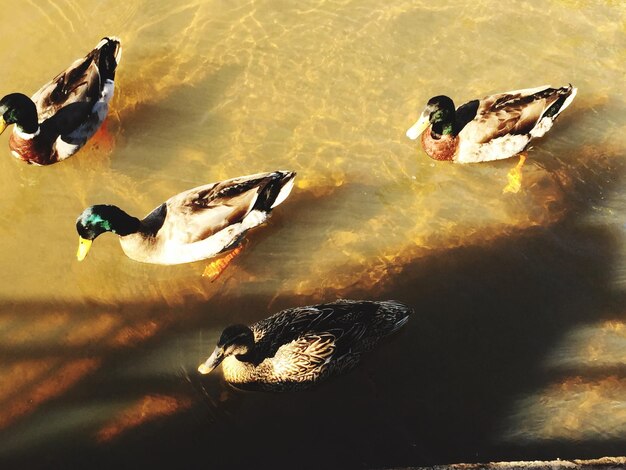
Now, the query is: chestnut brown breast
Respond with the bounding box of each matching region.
[9,132,56,165]
[421,127,458,162]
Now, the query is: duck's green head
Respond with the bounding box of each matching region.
[75,205,140,261]
[0,93,38,135]
[198,324,255,375]
[406,95,456,140]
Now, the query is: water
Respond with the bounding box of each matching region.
[0,0,624,468]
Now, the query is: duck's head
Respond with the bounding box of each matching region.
[198,324,255,375]
[406,95,455,140]
[75,205,140,261]
[0,93,38,135]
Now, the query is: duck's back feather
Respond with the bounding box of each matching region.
[32,58,100,123]
[455,85,576,163]
[462,86,562,143]
[32,37,120,122]
[271,332,338,380]
[252,300,410,364]
[119,171,295,264]
[160,173,284,245]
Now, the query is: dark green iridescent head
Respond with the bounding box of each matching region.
[423,95,456,136]
[0,93,38,134]
[76,205,141,241]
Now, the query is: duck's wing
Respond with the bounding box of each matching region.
[32,37,121,126]
[271,332,338,379]
[156,172,291,245]
[254,300,379,359]
[32,58,100,124]
[459,86,562,143]
[267,305,378,381]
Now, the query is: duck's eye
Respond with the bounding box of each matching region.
[431,110,444,122]
[4,109,17,124]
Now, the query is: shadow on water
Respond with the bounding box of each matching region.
[112,61,246,172]
[0,149,624,469]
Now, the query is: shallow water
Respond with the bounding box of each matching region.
[0,0,624,468]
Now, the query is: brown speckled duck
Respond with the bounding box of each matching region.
[406,85,577,164]
[0,37,121,165]
[197,299,413,392]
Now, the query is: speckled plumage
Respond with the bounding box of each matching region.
[198,299,413,392]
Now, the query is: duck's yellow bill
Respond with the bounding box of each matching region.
[76,237,92,261]
[0,117,7,135]
[406,114,430,140]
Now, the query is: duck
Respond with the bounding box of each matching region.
[76,171,296,278]
[406,84,577,164]
[197,299,413,391]
[0,37,122,165]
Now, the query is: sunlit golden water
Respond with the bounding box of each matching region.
[0,0,624,467]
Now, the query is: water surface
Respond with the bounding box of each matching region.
[0,0,624,468]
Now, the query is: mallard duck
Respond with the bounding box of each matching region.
[75,171,296,276]
[0,37,121,165]
[406,85,577,164]
[197,299,413,392]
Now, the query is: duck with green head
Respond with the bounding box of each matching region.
[406,85,577,164]
[0,37,121,165]
[76,171,296,279]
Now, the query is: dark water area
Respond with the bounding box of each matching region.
[2,157,624,469]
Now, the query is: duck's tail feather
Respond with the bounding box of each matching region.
[543,84,577,120]
[527,84,577,139]
[376,300,413,335]
[253,171,297,212]
[94,37,122,82]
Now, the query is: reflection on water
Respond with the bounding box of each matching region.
[507,375,626,442]
[546,320,626,370]
[0,0,625,467]
[96,394,193,443]
[504,319,626,442]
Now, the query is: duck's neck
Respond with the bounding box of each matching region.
[431,120,454,138]
[430,112,456,139]
[14,122,39,138]
[105,206,144,237]
[235,342,261,365]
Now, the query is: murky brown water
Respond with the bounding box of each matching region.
[0,0,624,468]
